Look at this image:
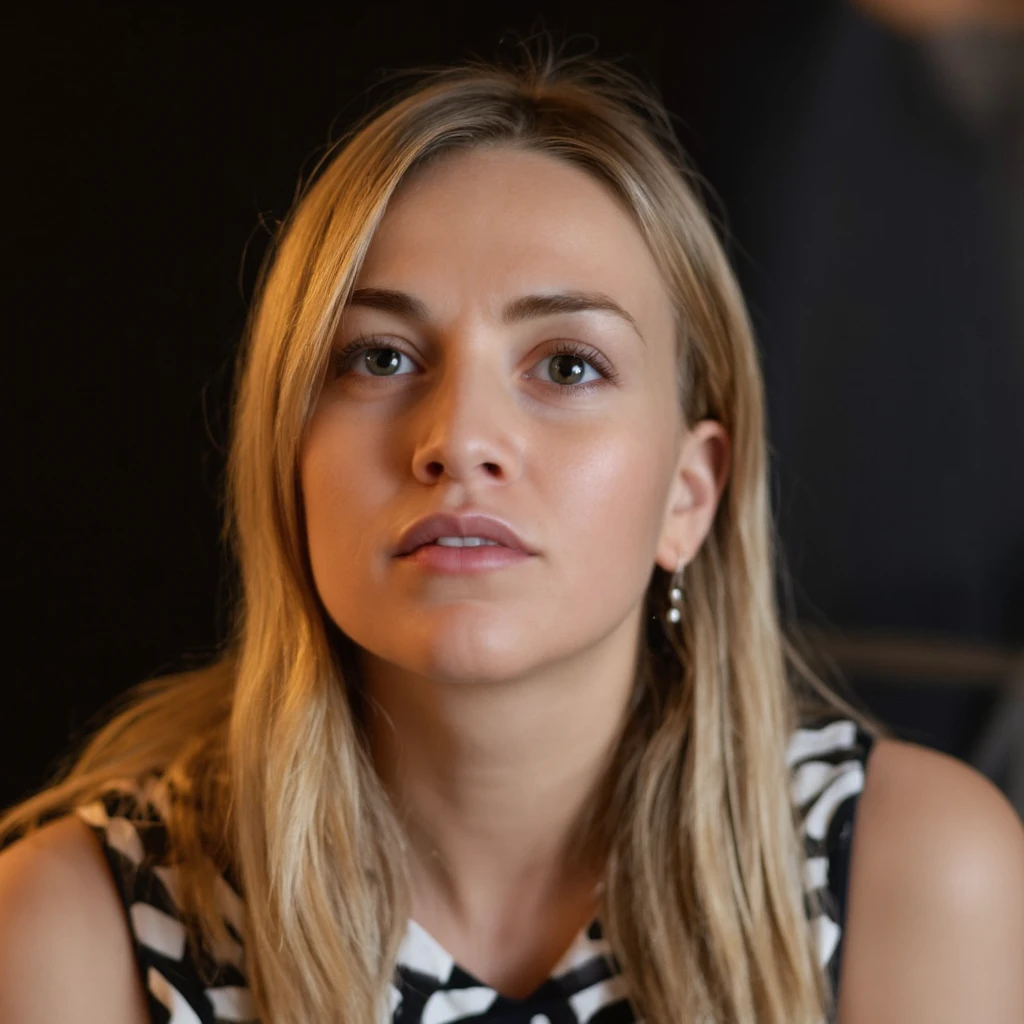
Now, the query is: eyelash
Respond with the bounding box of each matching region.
[330,335,621,394]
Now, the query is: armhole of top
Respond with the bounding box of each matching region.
[73,786,248,1024]
[73,799,155,1014]
[825,727,878,998]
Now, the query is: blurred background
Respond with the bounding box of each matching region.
[5,0,1023,815]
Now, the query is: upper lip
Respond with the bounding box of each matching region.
[394,512,535,556]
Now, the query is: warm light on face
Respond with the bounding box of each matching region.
[299,145,683,686]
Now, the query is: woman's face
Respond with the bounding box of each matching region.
[300,145,693,686]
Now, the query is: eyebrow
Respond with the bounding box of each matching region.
[347,287,646,345]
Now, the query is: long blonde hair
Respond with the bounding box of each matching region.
[2,44,882,1023]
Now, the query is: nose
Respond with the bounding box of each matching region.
[409,345,523,486]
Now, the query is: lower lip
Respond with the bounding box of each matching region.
[398,544,532,573]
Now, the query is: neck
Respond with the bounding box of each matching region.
[359,614,641,932]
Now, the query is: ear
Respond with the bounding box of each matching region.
[655,419,731,574]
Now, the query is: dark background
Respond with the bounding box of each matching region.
[6,1,1023,813]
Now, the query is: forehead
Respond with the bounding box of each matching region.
[353,146,675,337]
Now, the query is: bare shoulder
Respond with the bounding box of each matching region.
[0,814,149,1024]
[837,736,1024,1024]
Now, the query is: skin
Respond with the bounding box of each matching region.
[837,739,1024,1023]
[299,145,730,992]
[853,0,1024,30]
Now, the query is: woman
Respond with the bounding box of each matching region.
[1,49,1021,1024]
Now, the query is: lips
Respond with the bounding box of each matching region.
[394,512,534,557]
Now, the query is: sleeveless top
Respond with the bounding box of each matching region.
[74,716,874,1024]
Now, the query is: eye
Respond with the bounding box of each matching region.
[330,336,620,394]
[530,340,619,394]
[332,337,417,379]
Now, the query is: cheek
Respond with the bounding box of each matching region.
[549,425,672,582]
[299,417,387,588]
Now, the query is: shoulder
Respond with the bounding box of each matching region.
[0,814,149,1024]
[837,736,1024,1023]
[850,737,1024,912]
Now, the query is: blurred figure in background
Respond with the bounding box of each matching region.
[704,0,1024,805]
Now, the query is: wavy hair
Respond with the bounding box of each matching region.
[2,43,882,1024]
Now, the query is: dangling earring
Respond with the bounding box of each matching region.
[666,555,685,624]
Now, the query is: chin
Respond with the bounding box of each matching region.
[356,616,540,686]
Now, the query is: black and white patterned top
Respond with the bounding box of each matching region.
[74,715,874,1024]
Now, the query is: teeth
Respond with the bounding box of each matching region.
[433,536,500,547]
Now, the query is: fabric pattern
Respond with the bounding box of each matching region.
[75,716,874,1023]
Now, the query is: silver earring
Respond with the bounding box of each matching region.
[666,555,684,624]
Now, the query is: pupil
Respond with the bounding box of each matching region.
[552,354,584,385]
[369,349,400,375]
